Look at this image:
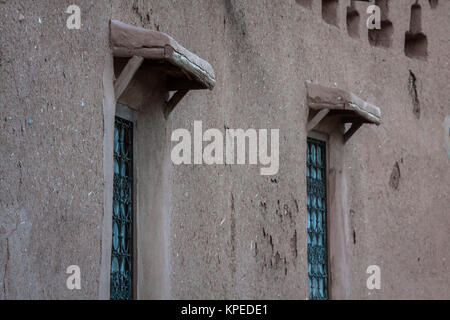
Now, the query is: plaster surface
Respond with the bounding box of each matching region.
[0,0,449,299]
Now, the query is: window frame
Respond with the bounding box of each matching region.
[112,103,138,300]
[307,130,331,300]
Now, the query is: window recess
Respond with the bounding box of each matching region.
[110,116,134,300]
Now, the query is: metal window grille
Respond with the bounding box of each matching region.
[110,117,134,300]
[306,138,328,300]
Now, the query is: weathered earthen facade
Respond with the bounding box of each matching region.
[1,0,449,299]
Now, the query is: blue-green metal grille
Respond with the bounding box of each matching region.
[306,138,328,300]
[111,117,134,300]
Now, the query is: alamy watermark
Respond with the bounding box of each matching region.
[171,121,279,176]
[366,265,381,290]
[64,3,381,31]
[66,265,81,290]
[66,5,81,30]
[367,5,382,30]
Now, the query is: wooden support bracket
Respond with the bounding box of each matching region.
[164,90,189,119]
[307,108,330,132]
[114,55,144,100]
[343,121,363,143]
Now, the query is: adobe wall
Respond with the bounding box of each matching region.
[0,0,449,299]
[0,0,110,299]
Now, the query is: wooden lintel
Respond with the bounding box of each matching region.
[306,82,381,125]
[307,108,330,132]
[113,47,165,60]
[114,56,144,100]
[343,122,363,143]
[164,90,189,119]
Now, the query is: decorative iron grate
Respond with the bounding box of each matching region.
[111,117,134,300]
[306,138,328,300]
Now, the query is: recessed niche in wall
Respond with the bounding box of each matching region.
[347,6,360,39]
[405,33,428,60]
[376,0,390,21]
[296,0,313,9]
[322,0,339,27]
[368,20,393,48]
[404,4,428,60]
[409,4,422,34]
[429,0,438,9]
[367,0,393,48]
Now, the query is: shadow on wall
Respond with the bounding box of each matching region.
[429,0,438,9]
[295,0,313,9]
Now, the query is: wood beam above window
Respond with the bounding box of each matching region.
[306,82,382,142]
[110,20,216,91]
[110,20,216,117]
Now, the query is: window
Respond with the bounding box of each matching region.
[306,136,329,300]
[110,114,134,300]
[100,20,216,300]
[305,84,381,299]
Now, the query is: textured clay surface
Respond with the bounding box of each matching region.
[0,0,449,299]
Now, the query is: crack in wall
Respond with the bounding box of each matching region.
[2,238,9,297]
[389,161,401,190]
[408,71,420,118]
[230,192,236,286]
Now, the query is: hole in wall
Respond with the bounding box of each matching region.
[322,0,339,27]
[295,0,313,9]
[404,4,428,60]
[405,33,428,60]
[368,20,393,48]
[429,0,438,9]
